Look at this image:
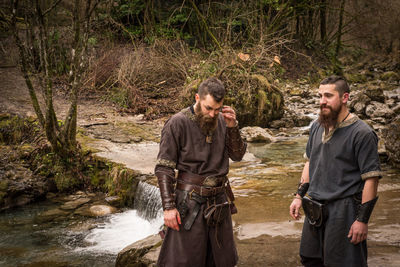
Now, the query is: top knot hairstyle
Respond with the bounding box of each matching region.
[198,77,226,103]
[320,75,350,96]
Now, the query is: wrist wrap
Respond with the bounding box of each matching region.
[356,196,378,224]
[157,173,176,210]
[296,182,309,198]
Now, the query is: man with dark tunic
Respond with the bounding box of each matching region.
[155,77,246,267]
[289,75,381,267]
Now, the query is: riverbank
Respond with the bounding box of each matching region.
[1,63,400,266]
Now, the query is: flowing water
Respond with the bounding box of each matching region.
[1,134,399,266]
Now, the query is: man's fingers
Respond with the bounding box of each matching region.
[177,212,181,225]
[348,227,353,238]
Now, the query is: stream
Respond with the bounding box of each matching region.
[1,133,399,266]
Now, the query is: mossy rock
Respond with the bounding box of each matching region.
[381,71,399,82]
[346,73,368,83]
[180,75,284,127]
[225,74,284,127]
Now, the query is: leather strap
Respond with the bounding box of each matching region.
[178,171,206,185]
[183,192,206,230]
[176,180,226,197]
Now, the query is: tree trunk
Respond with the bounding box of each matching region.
[320,0,326,42]
[335,0,346,57]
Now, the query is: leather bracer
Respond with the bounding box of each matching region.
[157,173,176,210]
[356,196,378,224]
[226,125,246,160]
[296,182,309,198]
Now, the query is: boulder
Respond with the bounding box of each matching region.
[60,197,91,210]
[105,195,122,207]
[383,118,400,168]
[349,92,371,115]
[381,71,400,82]
[364,86,385,103]
[384,88,400,100]
[365,101,395,119]
[89,204,117,216]
[182,75,285,127]
[116,234,162,267]
[0,162,50,211]
[240,127,274,143]
[35,208,70,223]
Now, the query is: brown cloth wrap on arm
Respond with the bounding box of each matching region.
[226,125,247,161]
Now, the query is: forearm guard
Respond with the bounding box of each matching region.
[356,196,378,224]
[157,173,176,210]
[296,182,309,198]
[226,125,247,161]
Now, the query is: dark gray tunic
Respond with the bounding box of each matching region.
[306,115,381,201]
[301,115,382,267]
[155,106,246,267]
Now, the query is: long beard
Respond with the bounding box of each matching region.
[195,104,218,134]
[318,104,341,129]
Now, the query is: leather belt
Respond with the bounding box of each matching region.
[176,180,226,197]
[177,171,227,186]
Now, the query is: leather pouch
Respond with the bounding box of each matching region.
[302,196,324,227]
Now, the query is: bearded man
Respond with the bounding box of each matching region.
[289,75,381,267]
[155,77,246,267]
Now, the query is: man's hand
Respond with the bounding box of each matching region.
[222,106,237,128]
[290,198,302,220]
[164,208,181,231]
[348,220,368,244]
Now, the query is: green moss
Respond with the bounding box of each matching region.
[116,122,160,143]
[0,114,40,144]
[54,173,81,192]
[0,180,9,191]
[76,130,101,153]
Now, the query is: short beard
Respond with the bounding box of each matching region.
[195,103,218,134]
[318,104,341,129]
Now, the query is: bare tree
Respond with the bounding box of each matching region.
[9,0,99,159]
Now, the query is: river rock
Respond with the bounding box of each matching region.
[0,159,50,211]
[349,92,371,115]
[383,118,400,168]
[105,195,122,207]
[36,208,70,223]
[240,127,274,143]
[365,101,395,119]
[60,197,91,210]
[393,104,400,114]
[116,234,162,267]
[89,204,117,216]
[364,86,385,103]
[384,88,400,100]
[381,71,399,82]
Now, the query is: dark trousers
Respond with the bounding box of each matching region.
[300,195,368,267]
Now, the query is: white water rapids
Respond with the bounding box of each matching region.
[76,209,163,254]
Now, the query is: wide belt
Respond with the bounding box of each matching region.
[176,180,226,197]
[177,171,227,186]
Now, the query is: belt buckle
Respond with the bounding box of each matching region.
[189,189,195,199]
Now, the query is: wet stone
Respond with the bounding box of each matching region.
[89,205,117,217]
[60,198,91,210]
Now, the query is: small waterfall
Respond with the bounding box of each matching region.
[134,181,163,220]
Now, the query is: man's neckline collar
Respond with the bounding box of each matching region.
[322,114,359,143]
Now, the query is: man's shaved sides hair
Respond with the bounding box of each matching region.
[320,75,350,96]
[198,77,226,102]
